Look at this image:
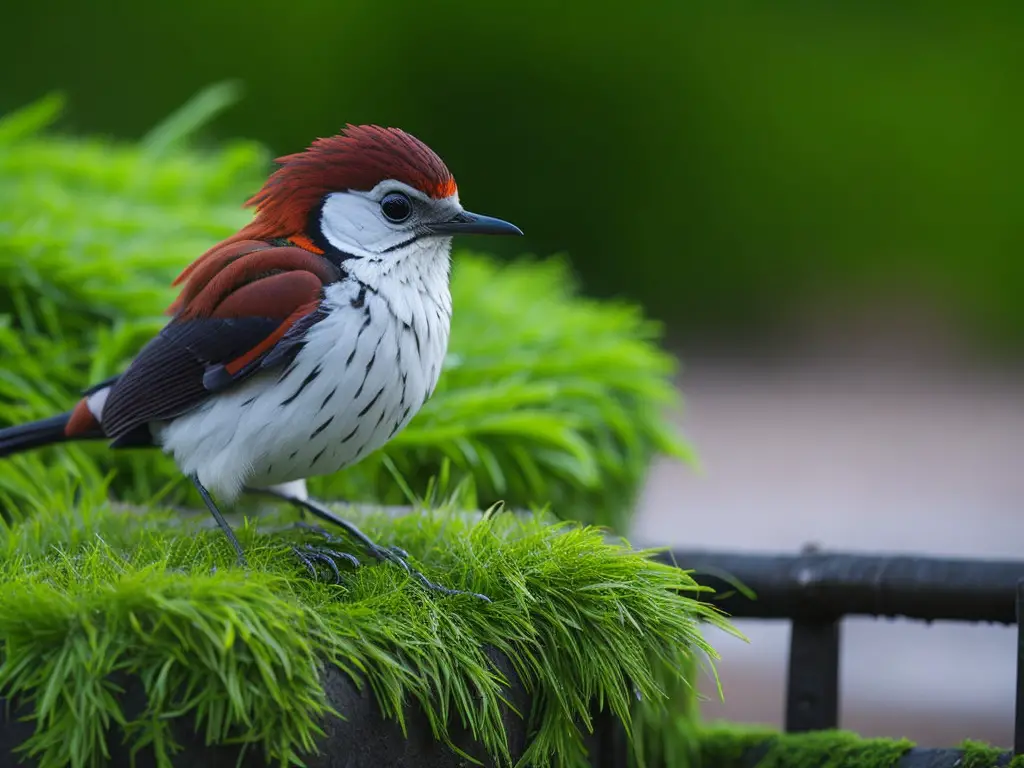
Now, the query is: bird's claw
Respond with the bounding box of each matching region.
[276,498,491,601]
[292,543,360,584]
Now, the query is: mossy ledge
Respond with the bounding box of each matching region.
[694,724,1024,768]
[0,492,731,768]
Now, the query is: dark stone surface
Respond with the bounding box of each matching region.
[722,745,1014,768]
[0,648,617,767]
[897,749,1012,768]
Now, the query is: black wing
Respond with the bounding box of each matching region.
[98,245,337,445]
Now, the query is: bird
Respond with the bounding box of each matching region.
[0,124,523,599]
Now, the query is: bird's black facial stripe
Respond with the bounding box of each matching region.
[307,198,362,266]
[381,234,420,253]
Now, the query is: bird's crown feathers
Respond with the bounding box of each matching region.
[239,124,457,239]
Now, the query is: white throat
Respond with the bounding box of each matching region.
[342,234,454,296]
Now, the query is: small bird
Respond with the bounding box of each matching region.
[0,124,522,598]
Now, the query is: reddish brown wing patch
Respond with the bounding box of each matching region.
[210,271,323,375]
[222,299,321,376]
[168,239,273,315]
[169,243,339,383]
[210,270,323,320]
[173,246,338,321]
[101,241,339,439]
[64,398,100,438]
[172,239,270,288]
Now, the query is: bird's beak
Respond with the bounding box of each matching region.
[424,210,524,237]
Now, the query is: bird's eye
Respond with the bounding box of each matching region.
[380,192,412,223]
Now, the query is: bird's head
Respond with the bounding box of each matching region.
[235,124,522,264]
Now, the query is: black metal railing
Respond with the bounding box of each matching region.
[653,547,1024,761]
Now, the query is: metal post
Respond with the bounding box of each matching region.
[1015,580,1024,755]
[785,618,840,732]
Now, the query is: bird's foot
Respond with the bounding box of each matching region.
[292,543,361,583]
[250,488,491,601]
[291,523,361,583]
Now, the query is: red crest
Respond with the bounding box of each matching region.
[236,124,457,241]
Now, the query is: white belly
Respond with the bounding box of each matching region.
[156,277,450,501]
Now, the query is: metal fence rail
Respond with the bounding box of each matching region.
[653,548,1024,755]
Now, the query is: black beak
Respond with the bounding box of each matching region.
[424,210,524,237]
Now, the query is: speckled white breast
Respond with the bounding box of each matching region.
[154,243,452,501]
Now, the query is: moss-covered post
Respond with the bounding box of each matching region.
[0,91,728,767]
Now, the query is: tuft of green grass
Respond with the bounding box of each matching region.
[0,491,732,768]
[692,725,1024,768]
[696,726,914,768]
[0,88,692,532]
[957,739,1024,768]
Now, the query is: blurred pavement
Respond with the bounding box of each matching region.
[632,351,1024,747]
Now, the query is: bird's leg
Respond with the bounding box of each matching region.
[189,474,247,567]
[243,487,360,582]
[247,486,490,601]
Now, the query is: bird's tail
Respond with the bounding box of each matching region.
[0,413,77,457]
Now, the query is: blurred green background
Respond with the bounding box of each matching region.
[3,1,1022,354]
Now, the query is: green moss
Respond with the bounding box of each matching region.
[695,723,780,766]
[759,731,913,768]
[693,725,1024,768]
[698,726,912,767]
[959,739,1024,768]
[0,88,692,533]
[0,492,732,768]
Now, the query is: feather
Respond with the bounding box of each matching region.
[100,244,339,442]
[173,245,338,319]
[65,399,102,438]
[168,239,272,314]
[229,125,458,243]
